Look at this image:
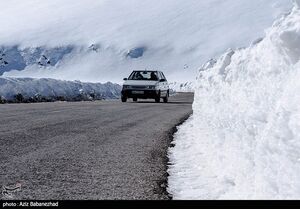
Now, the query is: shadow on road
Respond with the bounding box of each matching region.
[134,101,193,105]
[125,93,195,105]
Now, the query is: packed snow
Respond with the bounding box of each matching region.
[0,0,292,83]
[168,0,300,200]
[0,77,121,103]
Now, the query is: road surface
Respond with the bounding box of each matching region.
[0,93,193,200]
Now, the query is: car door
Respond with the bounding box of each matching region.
[158,72,168,96]
[161,72,169,91]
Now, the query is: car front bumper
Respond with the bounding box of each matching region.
[121,89,160,99]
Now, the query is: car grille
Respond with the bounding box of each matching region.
[131,86,147,89]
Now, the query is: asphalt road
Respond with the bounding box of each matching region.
[0,93,193,200]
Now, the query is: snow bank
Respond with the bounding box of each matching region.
[168,2,300,200]
[0,0,292,83]
[169,82,195,93]
[0,77,121,102]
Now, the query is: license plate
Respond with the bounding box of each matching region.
[132,91,144,94]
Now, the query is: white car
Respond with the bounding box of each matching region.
[121,71,169,103]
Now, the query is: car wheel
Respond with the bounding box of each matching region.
[133,98,138,102]
[155,91,161,103]
[121,96,127,103]
[163,91,169,103]
[163,95,168,103]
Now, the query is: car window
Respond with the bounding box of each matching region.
[161,72,167,80]
[157,72,163,80]
[128,71,159,81]
[158,72,167,81]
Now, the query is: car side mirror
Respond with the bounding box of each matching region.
[160,79,166,82]
[123,78,128,81]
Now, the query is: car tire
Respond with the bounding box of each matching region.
[163,95,168,103]
[155,91,161,103]
[121,96,127,103]
[133,98,138,102]
[163,91,169,103]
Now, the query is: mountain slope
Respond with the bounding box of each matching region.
[0,0,292,83]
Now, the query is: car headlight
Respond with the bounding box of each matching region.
[123,85,131,89]
[147,85,156,90]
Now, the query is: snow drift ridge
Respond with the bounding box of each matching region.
[168,2,300,200]
[0,77,121,102]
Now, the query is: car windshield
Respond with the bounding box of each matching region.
[128,71,159,81]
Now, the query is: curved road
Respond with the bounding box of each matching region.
[0,93,193,200]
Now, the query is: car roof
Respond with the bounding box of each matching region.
[132,70,161,72]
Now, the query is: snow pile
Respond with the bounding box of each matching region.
[168,1,300,200]
[0,0,292,83]
[169,82,195,93]
[0,77,121,103]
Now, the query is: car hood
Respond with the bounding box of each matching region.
[123,80,158,86]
